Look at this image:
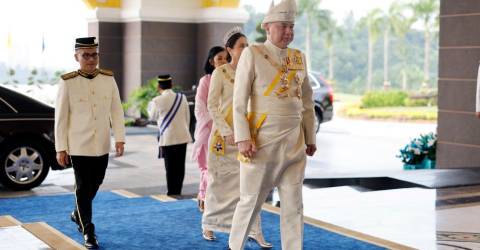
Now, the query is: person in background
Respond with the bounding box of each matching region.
[147,75,192,195]
[192,46,227,212]
[55,37,125,249]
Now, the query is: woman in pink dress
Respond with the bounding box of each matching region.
[192,46,227,213]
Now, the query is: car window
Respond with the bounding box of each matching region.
[0,98,14,113]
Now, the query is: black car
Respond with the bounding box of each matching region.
[309,71,334,132]
[0,85,64,190]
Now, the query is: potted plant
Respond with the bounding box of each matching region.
[397,132,437,170]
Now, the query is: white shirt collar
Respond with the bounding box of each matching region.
[264,39,288,60]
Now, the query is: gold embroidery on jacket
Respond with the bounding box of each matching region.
[221,67,235,85]
[210,130,225,156]
[252,45,304,98]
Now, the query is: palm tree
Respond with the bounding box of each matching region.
[383,2,403,90]
[298,0,322,69]
[359,8,383,92]
[381,2,415,90]
[389,3,415,90]
[255,21,267,43]
[410,0,439,87]
[316,9,342,81]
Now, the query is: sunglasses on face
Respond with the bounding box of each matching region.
[80,53,99,60]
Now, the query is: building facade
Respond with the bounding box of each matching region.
[83,0,248,99]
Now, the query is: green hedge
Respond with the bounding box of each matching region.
[361,91,408,108]
[340,104,438,121]
[122,79,159,118]
[122,78,184,118]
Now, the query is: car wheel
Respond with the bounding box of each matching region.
[0,140,50,190]
[315,110,322,133]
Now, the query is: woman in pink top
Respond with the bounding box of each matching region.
[192,46,227,212]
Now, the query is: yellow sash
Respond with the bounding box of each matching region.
[237,112,267,163]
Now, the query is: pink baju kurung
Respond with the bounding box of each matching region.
[191,74,213,201]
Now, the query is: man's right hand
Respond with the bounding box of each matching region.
[237,140,256,159]
[56,151,70,167]
[224,135,235,145]
[476,112,480,119]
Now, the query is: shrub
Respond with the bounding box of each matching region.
[405,90,437,107]
[124,117,136,127]
[122,78,185,118]
[340,104,437,121]
[360,91,408,108]
[123,78,159,118]
[404,98,429,107]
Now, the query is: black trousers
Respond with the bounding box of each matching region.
[161,143,187,195]
[70,154,108,235]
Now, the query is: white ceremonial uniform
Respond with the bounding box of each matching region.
[147,89,192,146]
[229,40,316,250]
[55,69,125,156]
[202,64,263,234]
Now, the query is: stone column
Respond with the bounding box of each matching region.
[438,0,480,168]
[88,21,126,98]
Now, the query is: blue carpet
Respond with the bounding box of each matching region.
[0,192,386,250]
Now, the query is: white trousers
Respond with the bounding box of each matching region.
[203,140,263,235]
[229,117,306,250]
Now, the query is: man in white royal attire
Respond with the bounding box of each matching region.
[228,0,317,249]
[55,37,125,249]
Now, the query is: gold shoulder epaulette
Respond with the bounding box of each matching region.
[99,69,114,76]
[61,71,79,80]
[291,48,302,55]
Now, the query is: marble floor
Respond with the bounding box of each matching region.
[289,185,480,250]
[0,226,50,250]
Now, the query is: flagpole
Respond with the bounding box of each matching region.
[41,33,46,84]
[7,30,13,84]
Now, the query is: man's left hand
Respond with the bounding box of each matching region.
[115,142,125,157]
[306,144,316,156]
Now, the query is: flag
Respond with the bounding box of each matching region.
[41,34,45,53]
[7,32,12,49]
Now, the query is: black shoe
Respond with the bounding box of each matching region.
[70,212,82,233]
[84,232,99,249]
